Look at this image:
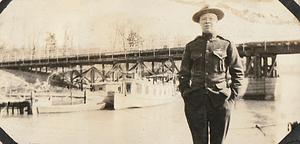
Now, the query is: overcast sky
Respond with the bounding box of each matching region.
[0,0,299,51]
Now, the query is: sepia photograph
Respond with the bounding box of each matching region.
[0,0,300,143]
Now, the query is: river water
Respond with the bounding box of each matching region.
[0,74,300,144]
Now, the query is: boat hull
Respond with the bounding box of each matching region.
[35,103,105,114]
[113,94,177,110]
[92,78,180,110]
[112,80,179,110]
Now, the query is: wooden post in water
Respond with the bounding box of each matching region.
[30,91,33,106]
[27,101,33,115]
[70,90,73,105]
[84,90,86,104]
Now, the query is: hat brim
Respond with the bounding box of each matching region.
[192,8,224,23]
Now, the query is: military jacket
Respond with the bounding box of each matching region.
[178,34,244,98]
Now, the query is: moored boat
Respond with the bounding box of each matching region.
[32,90,107,114]
[1,90,107,115]
[92,75,179,110]
[35,103,105,114]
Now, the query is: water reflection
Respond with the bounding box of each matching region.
[230,74,300,143]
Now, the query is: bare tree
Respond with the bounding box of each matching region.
[127,30,144,48]
[63,29,73,56]
[110,19,145,51]
[110,22,127,51]
[45,33,56,58]
[31,42,36,60]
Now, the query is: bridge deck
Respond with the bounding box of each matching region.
[0,40,299,68]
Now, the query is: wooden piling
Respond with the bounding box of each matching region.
[84,90,87,104]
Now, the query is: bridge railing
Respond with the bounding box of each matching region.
[1,39,300,63]
[0,36,189,63]
[0,45,183,63]
[0,47,110,62]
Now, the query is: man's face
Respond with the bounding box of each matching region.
[199,13,218,34]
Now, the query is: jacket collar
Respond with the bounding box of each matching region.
[202,32,217,40]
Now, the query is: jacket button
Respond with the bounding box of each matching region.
[205,72,209,75]
[206,49,210,53]
[205,60,209,64]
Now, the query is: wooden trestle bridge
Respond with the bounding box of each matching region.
[0,40,300,92]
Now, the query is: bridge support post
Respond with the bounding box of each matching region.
[151,61,155,74]
[102,63,105,82]
[137,59,144,77]
[270,55,278,77]
[126,62,129,72]
[80,65,83,91]
[90,66,95,84]
[244,54,279,100]
[61,67,65,81]
[161,61,165,74]
[70,70,74,87]
[263,56,268,76]
[111,63,116,81]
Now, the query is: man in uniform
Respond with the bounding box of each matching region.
[178,6,244,144]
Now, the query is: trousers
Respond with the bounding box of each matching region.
[183,90,234,144]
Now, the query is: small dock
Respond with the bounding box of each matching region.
[0,90,93,116]
[0,100,32,115]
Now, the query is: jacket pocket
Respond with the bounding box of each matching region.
[212,50,227,72]
[215,81,231,97]
[191,52,203,72]
[191,52,203,60]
